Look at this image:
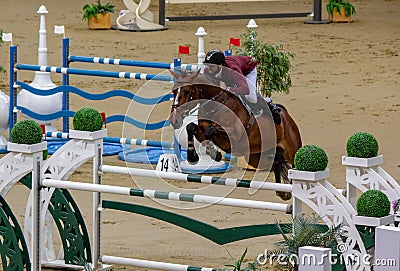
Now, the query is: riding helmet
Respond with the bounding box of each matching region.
[204,50,225,65]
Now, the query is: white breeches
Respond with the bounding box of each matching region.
[244,67,257,103]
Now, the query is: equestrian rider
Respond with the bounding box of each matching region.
[203,50,281,124]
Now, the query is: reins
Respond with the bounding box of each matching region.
[173,74,256,133]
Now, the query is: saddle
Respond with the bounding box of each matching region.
[240,94,282,125]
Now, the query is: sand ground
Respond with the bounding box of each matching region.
[0,0,399,270]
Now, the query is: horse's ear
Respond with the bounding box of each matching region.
[170,69,179,79]
[189,69,201,80]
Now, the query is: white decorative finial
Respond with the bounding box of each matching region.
[195,26,207,36]
[195,27,207,66]
[247,19,258,28]
[37,5,48,14]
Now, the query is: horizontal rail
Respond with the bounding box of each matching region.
[17,81,173,105]
[101,255,216,271]
[101,164,293,192]
[104,136,172,148]
[69,55,198,71]
[166,12,310,21]
[45,132,173,148]
[15,64,173,81]
[42,179,292,212]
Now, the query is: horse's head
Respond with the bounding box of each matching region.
[168,69,203,129]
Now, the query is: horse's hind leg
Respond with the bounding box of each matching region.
[273,148,292,201]
[186,123,199,164]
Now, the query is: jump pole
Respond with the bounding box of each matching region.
[41,179,292,212]
[101,164,293,192]
[160,0,331,25]
[101,255,217,271]
[45,131,173,149]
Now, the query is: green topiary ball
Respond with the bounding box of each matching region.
[294,144,328,172]
[346,132,378,158]
[356,190,390,218]
[73,108,104,132]
[11,120,43,144]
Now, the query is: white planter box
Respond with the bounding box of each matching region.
[69,129,107,140]
[342,155,383,167]
[353,214,394,227]
[288,169,329,181]
[7,141,47,153]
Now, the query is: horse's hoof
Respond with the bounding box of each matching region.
[206,148,221,161]
[215,151,222,162]
[276,191,292,201]
[187,150,199,165]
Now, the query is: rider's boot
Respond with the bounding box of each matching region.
[265,97,282,125]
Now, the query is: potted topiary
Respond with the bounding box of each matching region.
[8,119,47,157]
[82,0,115,30]
[327,0,356,23]
[288,144,330,181]
[70,107,106,140]
[354,189,394,227]
[342,132,381,168]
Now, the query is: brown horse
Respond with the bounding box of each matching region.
[168,70,302,200]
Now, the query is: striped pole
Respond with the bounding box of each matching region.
[15,64,173,81]
[101,164,293,192]
[69,55,198,71]
[41,179,292,212]
[45,131,173,148]
[101,255,217,271]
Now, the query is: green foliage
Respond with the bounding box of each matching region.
[82,0,115,21]
[327,0,356,17]
[11,120,42,144]
[294,144,328,172]
[346,132,378,158]
[356,190,390,218]
[73,108,104,132]
[272,215,341,270]
[220,248,257,271]
[234,28,294,97]
[71,256,93,271]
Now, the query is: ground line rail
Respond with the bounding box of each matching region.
[101,255,216,271]
[41,179,292,212]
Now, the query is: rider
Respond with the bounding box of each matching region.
[203,50,281,124]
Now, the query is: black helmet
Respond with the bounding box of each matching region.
[204,50,225,65]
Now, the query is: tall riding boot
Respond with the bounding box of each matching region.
[266,100,281,125]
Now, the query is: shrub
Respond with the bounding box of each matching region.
[11,120,42,144]
[356,190,390,218]
[82,0,115,22]
[233,27,294,97]
[73,108,104,132]
[346,132,378,158]
[294,144,328,172]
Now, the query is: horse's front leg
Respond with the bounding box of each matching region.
[186,123,200,164]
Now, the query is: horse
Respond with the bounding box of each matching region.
[168,69,302,200]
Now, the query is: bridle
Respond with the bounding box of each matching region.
[171,79,230,117]
[171,76,255,133]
